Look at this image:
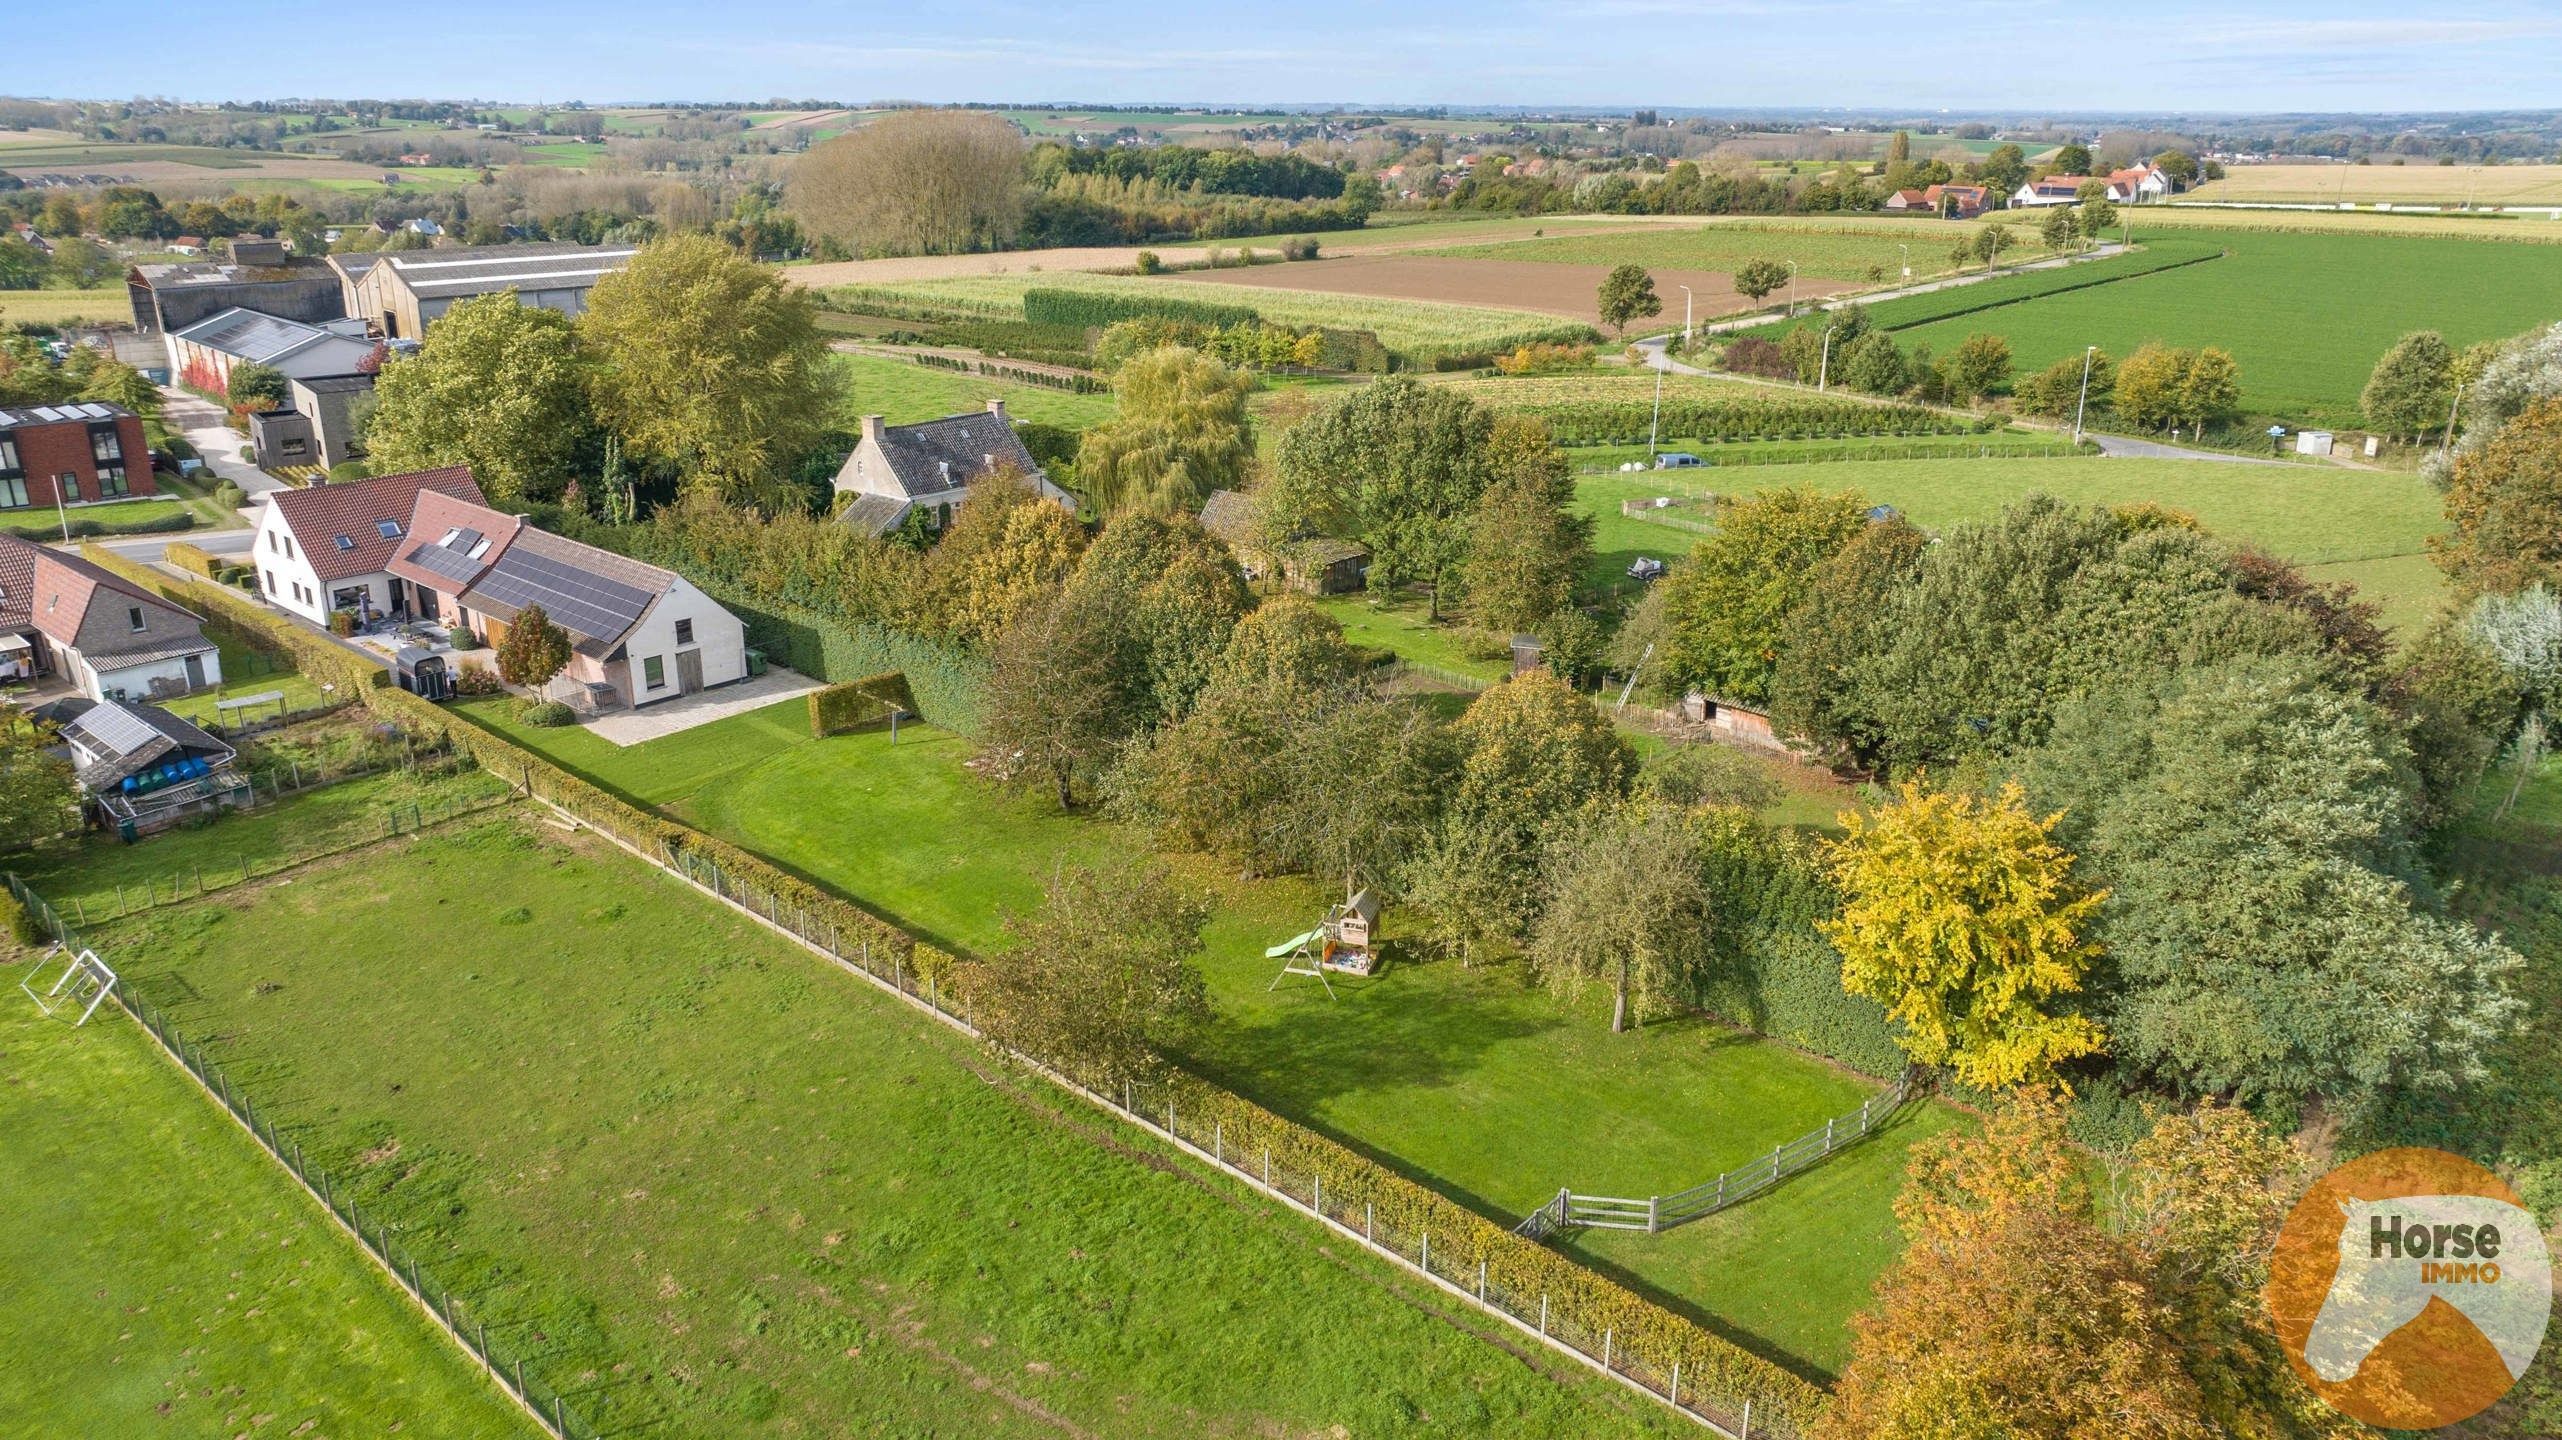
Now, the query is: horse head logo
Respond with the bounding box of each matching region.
[2303,1193,2546,1386]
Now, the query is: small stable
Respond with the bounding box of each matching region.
[1267,887,1382,998]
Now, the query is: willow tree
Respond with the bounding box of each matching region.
[1075,346,1255,517]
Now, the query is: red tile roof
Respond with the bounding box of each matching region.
[267,467,484,583]
[0,532,200,649]
[385,489,524,595]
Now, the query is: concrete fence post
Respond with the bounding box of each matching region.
[1603,1327,1613,1371]
[1539,1293,1549,1334]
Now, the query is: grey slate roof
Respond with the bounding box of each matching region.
[837,493,911,538]
[870,413,1043,500]
[1198,489,1257,548]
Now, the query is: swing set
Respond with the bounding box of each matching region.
[1265,884,1382,999]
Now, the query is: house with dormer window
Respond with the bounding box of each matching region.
[252,465,485,626]
[829,400,1077,537]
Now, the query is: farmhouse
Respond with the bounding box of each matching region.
[343,241,637,340]
[832,401,1076,538]
[0,532,221,702]
[163,307,377,396]
[0,400,155,512]
[1882,189,1931,211]
[2012,176,2090,207]
[253,465,485,626]
[1922,183,1989,218]
[126,236,345,336]
[388,491,749,709]
[2104,162,2171,203]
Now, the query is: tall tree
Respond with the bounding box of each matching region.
[2435,397,2562,599]
[916,469,1087,646]
[1074,346,1255,517]
[787,108,1026,257]
[493,603,573,690]
[1661,485,1871,705]
[960,861,1211,1089]
[1821,779,2108,1091]
[363,293,594,507]
[1059,511,1249,731]
[578,235,831,506]
[1595,263,1662,337]
[0,716,76,852]
[1271,377,1498,618]
[1945,332,2014,402]
[1731,257,1789,304]
[2361,330,2456,442]
[1532,802,1713,1033]
[1415,669,1635,940]
[977,586,1128,809]
[1770,516,1928,764]
[1459,473,1592,633]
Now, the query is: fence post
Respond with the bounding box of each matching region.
[1477,1258,1486,1303]
[1647,1194,1659,1234]
[1262,1147,1271,1187]
[1312,1173,1321,1216]
[1421,1230,1429,1274]
[1603,1327,1613,1371]
[1539,1292,1548,1335]
[1365,1202,1373,1244]
[1670,1361,1681,1408]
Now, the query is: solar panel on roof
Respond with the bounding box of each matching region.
[68,703,158,757]
[472,548,653,642]
[405,543,484,585]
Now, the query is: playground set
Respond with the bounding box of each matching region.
[1266,886,1382,999]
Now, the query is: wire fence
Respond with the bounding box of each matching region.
[1518,1071,1915,1241]
[5,874,604,1440]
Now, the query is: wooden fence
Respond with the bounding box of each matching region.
[1517,1070,1916,1241]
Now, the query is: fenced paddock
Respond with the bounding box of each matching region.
[5,875,598,1440]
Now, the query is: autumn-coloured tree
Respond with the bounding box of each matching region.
[494,603,573,690]
[916,469,1086,646]
[959,861,1211,1089]
[2436,396,2562,600]
[1820,778,2107,1089]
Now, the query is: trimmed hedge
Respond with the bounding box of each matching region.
[164,540,223,581]
[643,574,987,735]
[1507,397,1986,445]
[6,509,197,540]
[808,671,916,737]
[1022,286,1261,331]
[1688,812,1906,1079]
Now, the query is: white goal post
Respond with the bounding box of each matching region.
[21,946,118,1027]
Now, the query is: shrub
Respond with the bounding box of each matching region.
[1281,235,1321,261]
[165,541,222,580]
[1718,334,1795,380]
[1133,249,1161,275]
[807,671,915,737]
[452,666,502,696]
[327,610,357,637]
[212,480,246,508]
[449,627,483,651]
[1491,340,1596,376]
[517,699,576,727]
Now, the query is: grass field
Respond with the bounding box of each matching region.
[2135,205,2562,242]
[831,351,1118,431]
[150,632,329,726]
[515,141,598,167]
[1889,227,2562,428]
[830,271,1590,363]
[1422,216,2059,281]
[452,699,1955,1375]
[0,496,194,538]
[2184,163,2562,208]
[105,813,1703,1436]
[0,958,539,1438]
[1562,429,2080,472]
[1577,453,2450,629]
[0,287,130,327]
[0,141,261,169]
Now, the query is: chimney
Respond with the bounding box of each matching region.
[860,413,886,444]
[984,399,1007,421]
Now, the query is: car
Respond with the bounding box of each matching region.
[1653,452,1703,469]
[1627,557,1667,582]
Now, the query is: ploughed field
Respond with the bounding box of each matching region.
[1166,253,1856,326]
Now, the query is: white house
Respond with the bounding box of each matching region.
[388,491,749,709]
[253,466,486,626]
[2104,162,2172,203]
[831,400,1076,537]
[0,532,222,702]
[2012,176,2091,207]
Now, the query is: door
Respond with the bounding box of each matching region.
[183,653,205,689]
[676,649,704,695]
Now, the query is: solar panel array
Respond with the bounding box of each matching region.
[67,702,159,758]
[0,401,121,427]
[473,548,654,642]
[403,541,484,586]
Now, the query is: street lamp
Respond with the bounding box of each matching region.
[1818,326,1841,393]
[1785,259,1798,315]
[2071,344,2097,444]
[1897,243,1911,282]
[1677,284,1693,347]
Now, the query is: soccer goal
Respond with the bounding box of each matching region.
[21,946,119,1028]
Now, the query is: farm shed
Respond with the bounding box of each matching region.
[127,237,346,336]
[345,241,637,340]
[59,697,244,836]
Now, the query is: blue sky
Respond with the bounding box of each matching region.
[12,0,2561,111]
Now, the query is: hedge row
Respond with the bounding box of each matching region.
[1022,286,1261,331]
[7,509,197,541]
[807,672,914,737]
[163,541,223,581]
[1512,397,1987,445]
[701,582,988,735]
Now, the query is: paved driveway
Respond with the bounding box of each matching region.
[582,667,826,747]
[156,387,285,499]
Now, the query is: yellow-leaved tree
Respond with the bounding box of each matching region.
[1820,778,2106,1090]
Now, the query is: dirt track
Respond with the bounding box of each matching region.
[1168,255,1857,327]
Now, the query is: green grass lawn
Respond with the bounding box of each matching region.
[454,698,1951,1374]
[1577,453,2452,631]
[1421,216,2058,281]
[0,497,194,539]
[153,632,330,726]
[0,958,538,1438]
[0,287,130,328]
[1316,594,1512,683]
[103,814,1699,1437]
[11,765,508,922]
[1890,228,2562,428]
[1563,429,2079,473]
[831,351,1117,431]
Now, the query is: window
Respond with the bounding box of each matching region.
[643,655,667,690]
[0,438,17,473]
[261,569,274,596]
[376,519,402,539]
[333,535,356,551]
[56,473,77,503]
[127,606,145,633]
[89,426,120,465]
[0,476,25,509]
[95,467,126,498]
[269,531,281,554]
[284,535,295,559]
[674,618,694,645]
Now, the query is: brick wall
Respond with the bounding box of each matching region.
[1,415,157,509]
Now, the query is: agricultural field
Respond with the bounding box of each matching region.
[454,698,1959,1375]
[1888,227,2562,428]
[2135,204,2562,242]
[104,812,1704,1436]
[1422,216,2061,281]
[2182,163,2562,209]
[1577,453,2450,630]
[1169,252,1852,327]
[0,957,538,1438]
[831,350,1117,430]
[0,287,131,328]
[827,271,1590,365]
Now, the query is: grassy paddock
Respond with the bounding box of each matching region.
[0,958,538,1437]
[106,814,1703,1436]
[1889,227,2562,428]
[0,288,130,328]
[1420,215,2061,281]
[452,698,1954,1374]
[830,350,1117,430]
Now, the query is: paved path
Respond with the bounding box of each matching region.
[92,527,255,565]
[582,668,825,747]
[2089,433,2286,465]
[155,387,286,499]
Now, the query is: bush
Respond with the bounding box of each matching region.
[326,462,372,483]
[452,666,502,696]
[212,480,246,508]
[1718,335,1796,380]
[449,627,483,651]
[327,610,357,637]
[1281,235,1321,261]
[517,699,576,727]
[1133,249,1161,275]
[807,672,915,736]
